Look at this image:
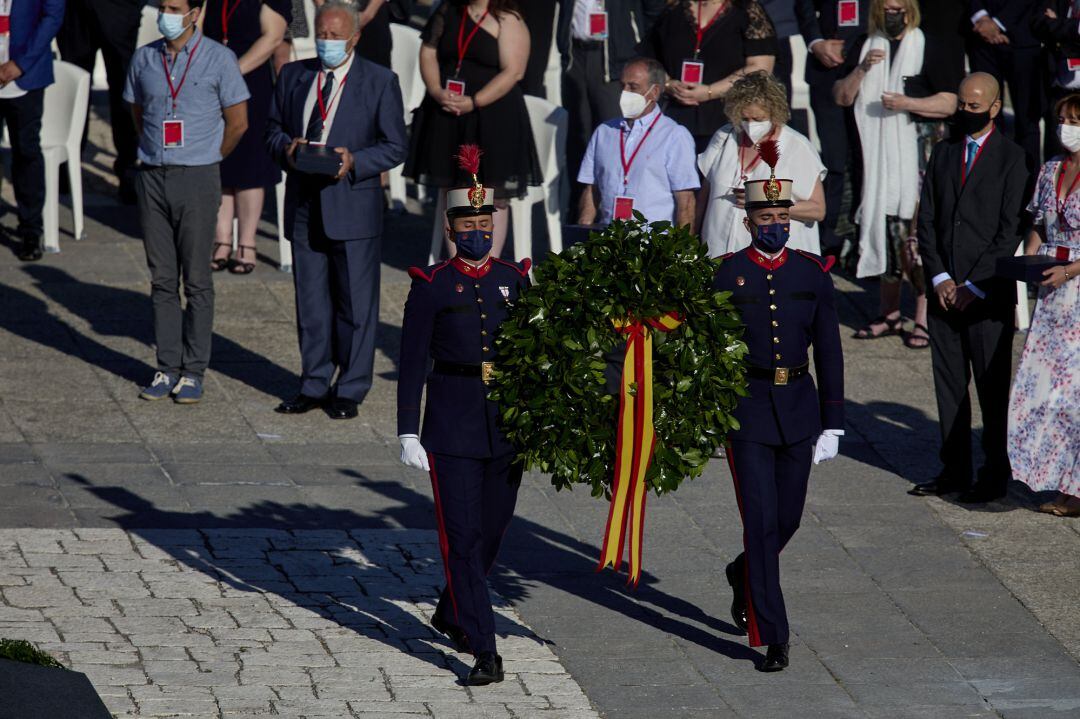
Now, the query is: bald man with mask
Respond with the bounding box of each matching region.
[914,72,1029,504]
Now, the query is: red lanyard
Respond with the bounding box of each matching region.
[220,0,242,46]
[694,1,726,58]
[619,110,663,186]
[160,34,203,113]
[316,70,349,129]
[960,126,993,186]
[456,6,490,76]
[1056,158,1080,215]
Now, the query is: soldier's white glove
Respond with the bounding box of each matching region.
[813,429,843,465]
[399,434,430,471]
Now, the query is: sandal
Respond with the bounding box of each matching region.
[1051,495,1080,518]
[903,323,930,350]
[853,315,903,340]
[210,242,233,272]
[229,245,256,275]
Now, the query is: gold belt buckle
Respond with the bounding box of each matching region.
[481,361,495,385]
[774,367,789,386]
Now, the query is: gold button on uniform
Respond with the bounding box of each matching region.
[769,289,776,295]
[766,274,773,280]
[474,284,480,289]
[481,313,487,320]
[770,304,777,311]
[477,298,484,303]
[483,346,490,352]
[772,320,779,327]
[481,330,488,336]
[773,337,780,344]
[775,353,782,360]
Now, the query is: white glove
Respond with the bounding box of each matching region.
[399,434,430,471]
[813,429,843,465]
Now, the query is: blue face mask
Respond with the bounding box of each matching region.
[453,229,493,261]
[157,10,192,41]
[752,221,791,254]
[316,39,350,68]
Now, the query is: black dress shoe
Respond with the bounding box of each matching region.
[467,652,504,686]
[327,397,359,420]
[725,561,748,633]
[274,394,326,414]
[16,235,42,262]
[760,643,789,672]
[957,483,1007,504]
[431,614,469,653]
[908,478,965,497]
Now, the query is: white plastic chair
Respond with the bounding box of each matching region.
[41,61,91,253]
[388,24,424,211]
[510,95,567,263]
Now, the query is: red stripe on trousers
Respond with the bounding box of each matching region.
[428,453,464,634]
[725,443,764,647]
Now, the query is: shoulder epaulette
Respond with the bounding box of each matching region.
[794,249,835,273]
[407,260,451,283]
[493,257,532,277]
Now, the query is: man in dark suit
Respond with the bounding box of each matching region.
[714,171,844,673]
[794,0,868,257]
[0,0,65,262]
[1032,0,1080,159]
[966,0,1043,170]
[56,0,142,203]
[914,72,1028,503]
[397,172,532,686]
[266,0,407,419]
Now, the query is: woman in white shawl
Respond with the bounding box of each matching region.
[833,0,961,349]
[697,71,826,257]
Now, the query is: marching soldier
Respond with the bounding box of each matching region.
[713,153,845,672]
[396,146,531,686]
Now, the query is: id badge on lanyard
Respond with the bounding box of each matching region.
[613,195,635,221]
[837,0,859,27]
[589,10,608,39]
[681,60,704,85]
[163,120,185,148]
[446,78,466,95]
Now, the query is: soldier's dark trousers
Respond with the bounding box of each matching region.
[429,453,523,655]
[726,438,814,647]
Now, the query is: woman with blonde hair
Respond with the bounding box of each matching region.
[696,70,826,257]
[833,0,962,349]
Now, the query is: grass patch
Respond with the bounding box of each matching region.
[0,639,65,669]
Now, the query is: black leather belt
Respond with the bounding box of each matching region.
[433,360,495,384]
[572,38,605,49]
[746,362,809,386]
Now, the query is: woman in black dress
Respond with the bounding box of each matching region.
[640,0,777,153]
[203,0,290,274]
[404,0,542,259]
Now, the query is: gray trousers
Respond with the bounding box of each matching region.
[135,164,221,379]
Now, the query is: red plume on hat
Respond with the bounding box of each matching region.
[758,139,782,202]
[456,144,485,210]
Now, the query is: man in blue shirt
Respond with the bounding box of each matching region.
[123,0,249,404]
[576,57,699,228]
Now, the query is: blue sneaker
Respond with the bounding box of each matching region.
[171,376,203,404]
[139,371,178,400]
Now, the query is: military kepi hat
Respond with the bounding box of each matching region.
[446,144,496,218]
[744,139,794,210]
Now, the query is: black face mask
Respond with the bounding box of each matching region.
[883,13,906,38]
[954,108,992,137]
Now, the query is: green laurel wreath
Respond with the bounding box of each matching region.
[490,217,749,497]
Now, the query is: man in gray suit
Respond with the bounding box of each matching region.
[266,0,407,419]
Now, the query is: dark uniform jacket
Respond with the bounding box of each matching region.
[794,0,870,83]
[397,256,532,459]
[714,246,845,445]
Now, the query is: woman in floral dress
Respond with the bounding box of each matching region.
[1007,95,1080,518]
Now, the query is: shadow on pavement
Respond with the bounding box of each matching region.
[9,265,299,399]
[66,468,760,672]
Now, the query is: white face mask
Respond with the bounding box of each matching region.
[1059,123,1080,153]
[619,88,652,119]
[741,120,772,143]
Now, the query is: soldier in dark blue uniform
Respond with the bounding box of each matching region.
[396,160,531,686]
[713,173,845,672]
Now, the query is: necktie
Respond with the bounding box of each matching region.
[305,71,334,142]
[965,139,978,176]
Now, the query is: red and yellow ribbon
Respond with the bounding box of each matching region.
[598,311,683,587]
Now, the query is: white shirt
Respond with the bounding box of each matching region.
[930,130,993,298]
[571,0,603,41]
[577,104,700,226]
[302,51,355,145]
[698,123,826,258]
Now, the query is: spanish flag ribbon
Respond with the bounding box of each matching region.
[598,311,683,587]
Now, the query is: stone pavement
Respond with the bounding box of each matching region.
[0,107,1078,718]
